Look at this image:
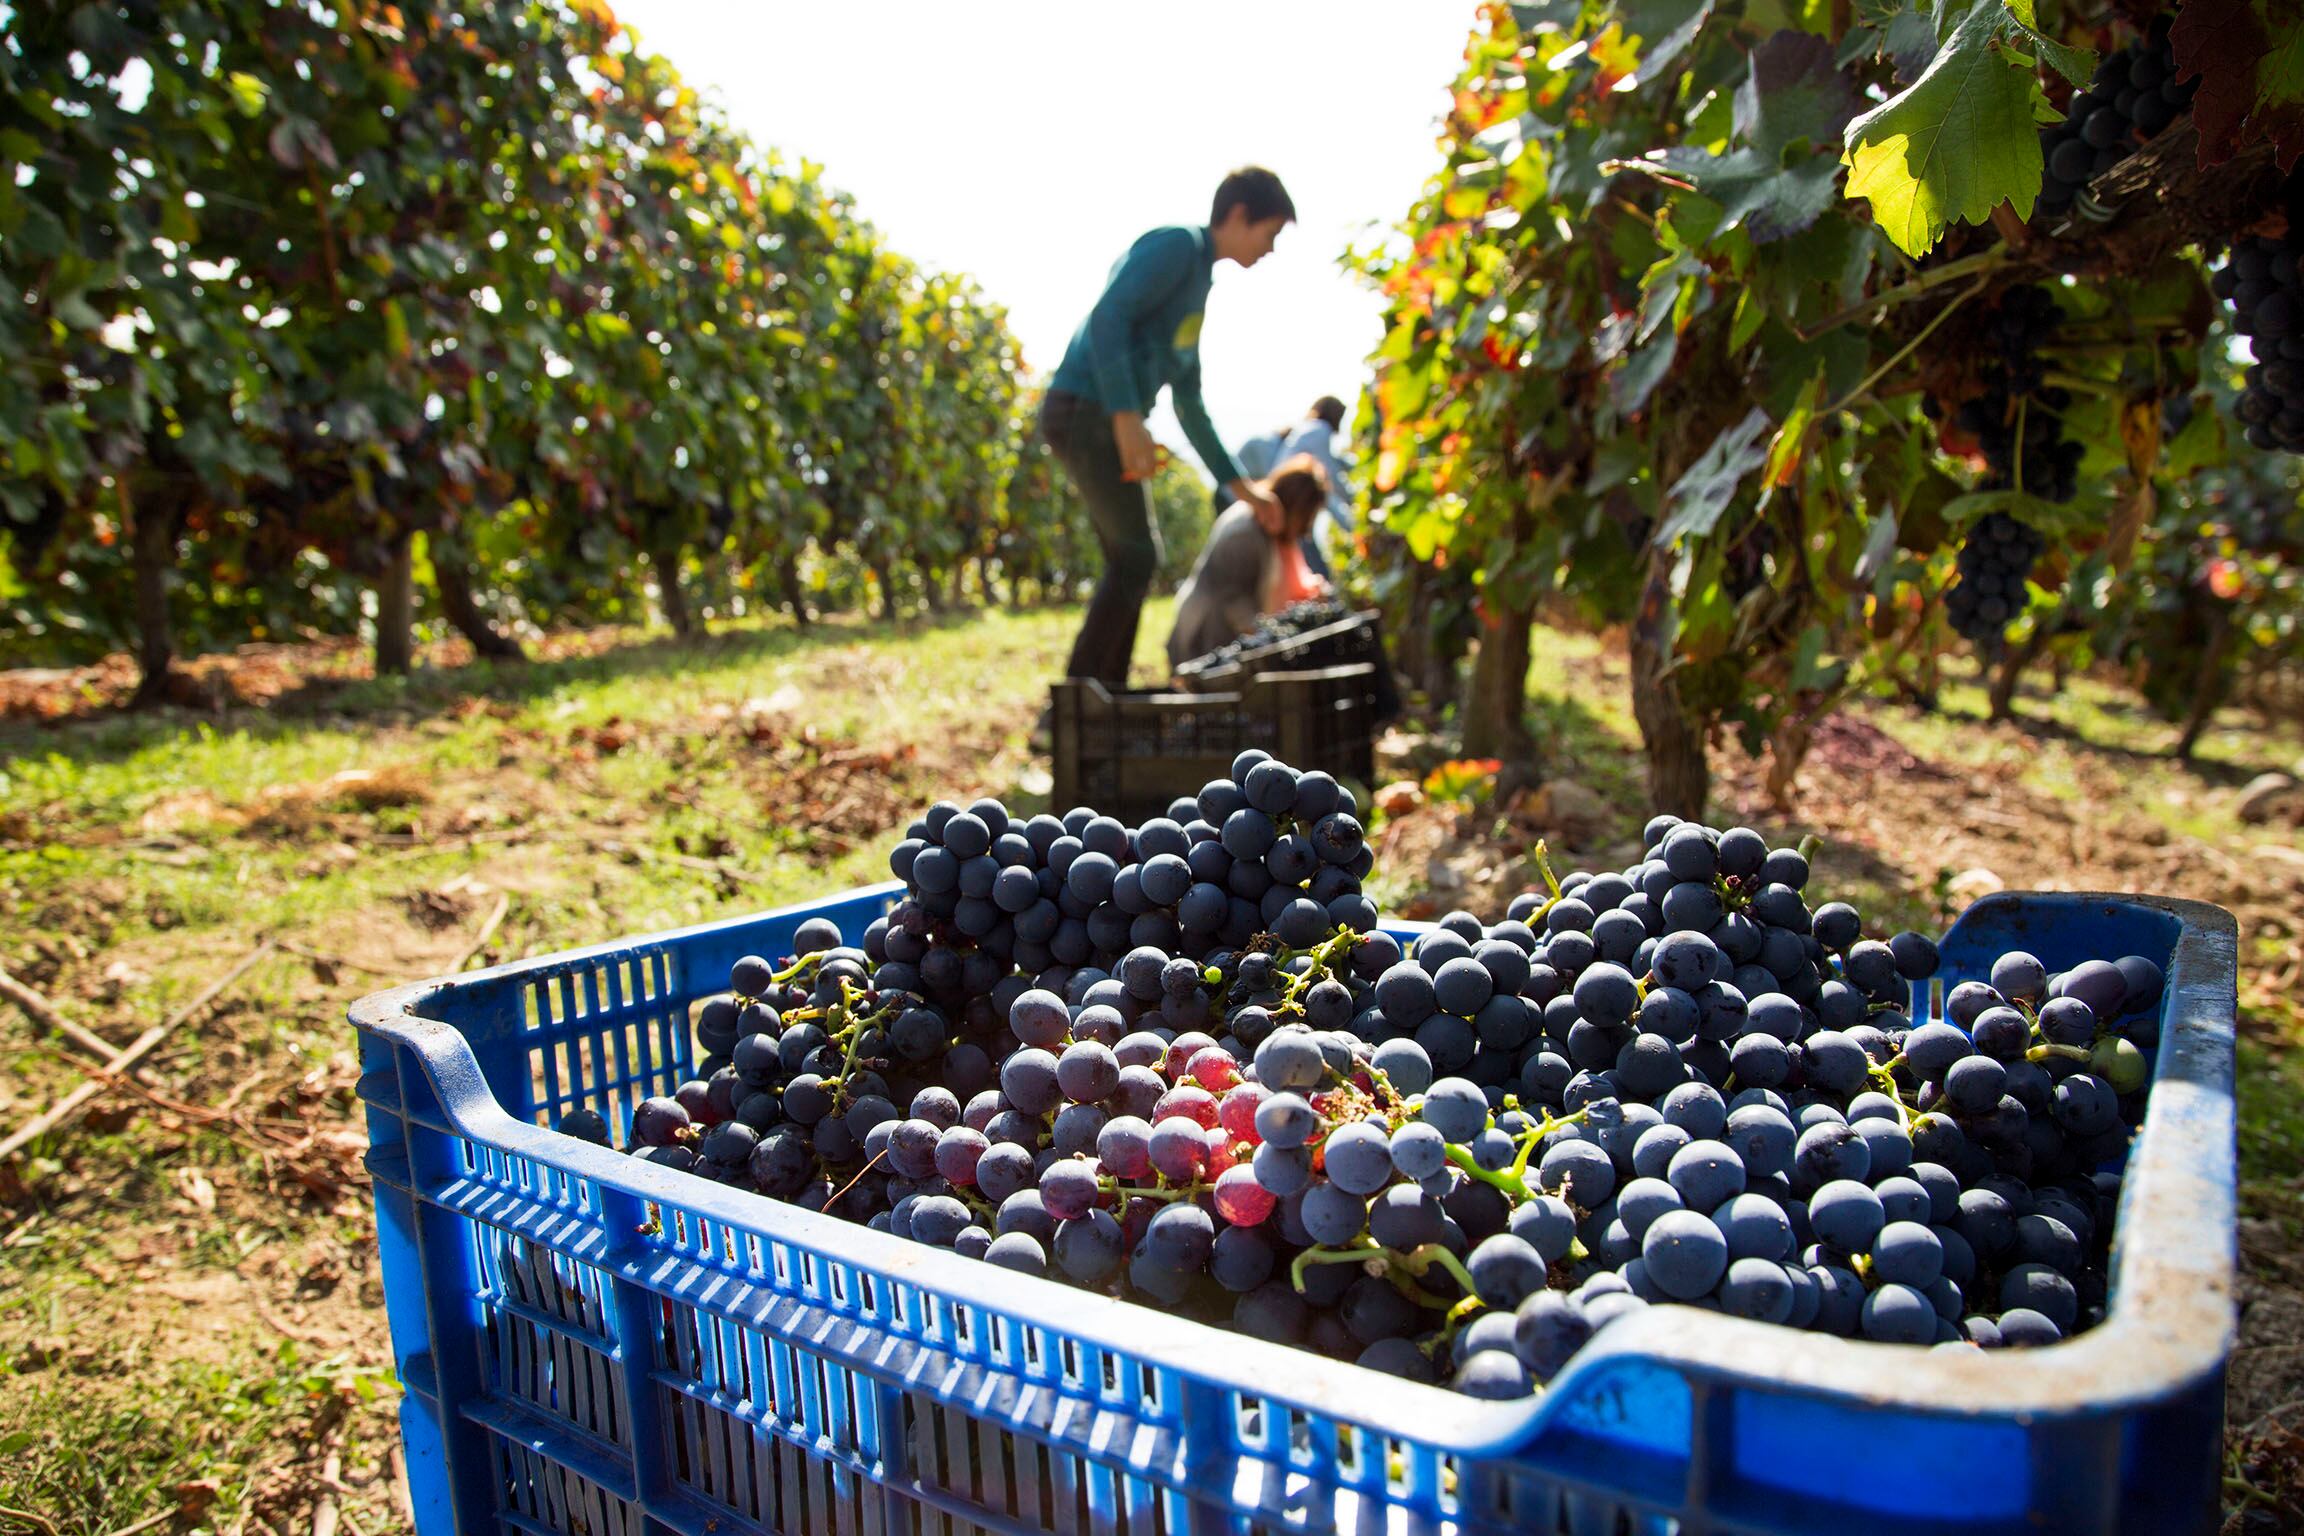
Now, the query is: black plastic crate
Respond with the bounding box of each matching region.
[1050,662,1377,821]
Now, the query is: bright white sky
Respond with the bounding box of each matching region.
[610,1,1478,478]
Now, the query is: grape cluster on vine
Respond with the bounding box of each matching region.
[1956,285,2082,504]
[1931,285,2076,646]
[558,759,2168,1399]
[2036,18,2195,218]
[2214,177,2304,456]
[1945,512,2048,645]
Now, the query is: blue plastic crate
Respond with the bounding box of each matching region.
[351,886,2237,1536]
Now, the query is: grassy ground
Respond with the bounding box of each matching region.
[2,600,2301,1534]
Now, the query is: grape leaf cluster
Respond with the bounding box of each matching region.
[559,760,2169,1398]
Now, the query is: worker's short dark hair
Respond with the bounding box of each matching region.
[1311,396,1345,430]
[1213,167,1295,227]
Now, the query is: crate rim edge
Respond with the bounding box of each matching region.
[1173,607,1381,681]
[1056,661,1378,708]
[349,882,2236,1452]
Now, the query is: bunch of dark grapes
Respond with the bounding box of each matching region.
[1956,285,2081,503]
[2036,17,2195,218]
[1944,512,2048,645]
[893,765,1372,983]
[2213,182,2304,454]
[1938,286,2073,645]
[1176,598,1353,676]
[558,770,2171,1399]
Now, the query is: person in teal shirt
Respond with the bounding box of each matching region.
[1041,166,1294,692]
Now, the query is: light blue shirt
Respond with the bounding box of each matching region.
[1274,418,1354,534]
[1232,429,1286,484]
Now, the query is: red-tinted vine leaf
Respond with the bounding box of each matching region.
[2170,0,2304,172]
[1760,369,1825,504]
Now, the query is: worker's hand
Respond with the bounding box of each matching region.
[1238,480,1284,532]
[1112,412,1158,481]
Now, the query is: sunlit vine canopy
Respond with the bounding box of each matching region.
[1358,0,2304,813]
[0,0,1095,691]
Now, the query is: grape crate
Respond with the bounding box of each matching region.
[354,757,2238,1536]
[575,758,2173,1386]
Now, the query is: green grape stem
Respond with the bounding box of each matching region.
[821,979,873,1104]
[1529,840,1563,901]
[1288,1237,1481,1314]
[1442,1105,1591,1201]
[1399,1241,1481,1300]
[1289,1239,1387,1293]
[771,952,826,985]
[1865,1061,1916,1128]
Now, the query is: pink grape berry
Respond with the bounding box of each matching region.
[1188,1046,1242,1092]
[1153,1084,1219,1128]
[1164,1032,1220,1079]
[1219,1082,1268,1143]
[1147,1118,1209,1181]
[1203,1126,1241,1176]
[1213,1164,1276,1226]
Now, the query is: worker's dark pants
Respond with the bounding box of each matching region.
[1043,390,1161,687]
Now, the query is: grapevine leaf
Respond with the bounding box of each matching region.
[1655,407,1773,546]
[1613,329,1678,416]
[1855,508,1901,585]
[1656,32,1859,244]
[1760,369,1826,505]
[1739,30,1863,145]
[1789,623,1837,692]
[2105,395,2161,572]
[1938,487,2057,526]
[267,117,303,167]
[1841,0,2046,256]
[52,291,106,331]
[2164,399,2228,476]
[1997,0,2096,87]
[1510,0,1586,30]
[1619,0,1718,86]
[226,71,271,116]
[2106,480,2154,572]
[2170,0,2304,172]
[1848,0,1942,81]
[1884,7,1942,79]
[1589,435,1652,495]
